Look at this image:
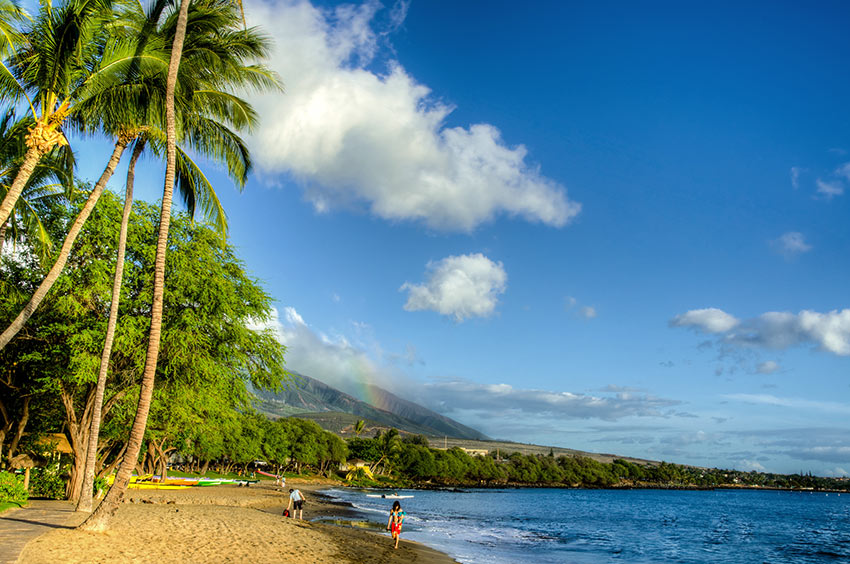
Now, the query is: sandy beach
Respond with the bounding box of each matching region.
[17,479,458,564]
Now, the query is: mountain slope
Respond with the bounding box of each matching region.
[364,384,488,440]
[252,372,487,440]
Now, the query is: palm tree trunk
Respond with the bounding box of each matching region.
[76,139,145,513]
[0,219,7,255]
[80,0,191,532]
[6,396,29,460]
[0,139,128,350]
[0,145,42,228]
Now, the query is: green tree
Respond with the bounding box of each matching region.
[1,191,286,499]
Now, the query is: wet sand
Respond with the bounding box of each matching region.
[18,479,457,564]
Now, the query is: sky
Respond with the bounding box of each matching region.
[78,0,850,476]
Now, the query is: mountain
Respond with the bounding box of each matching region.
[363,384,487,440]
[252,371,488,440]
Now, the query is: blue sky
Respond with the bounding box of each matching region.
[83,0,850,475]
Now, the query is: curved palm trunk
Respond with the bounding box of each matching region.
[76,139,144,513]
[80,0,191,532]
[0,145,42,228]
[0,139,129,350]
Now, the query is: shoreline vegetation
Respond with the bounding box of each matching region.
[341,432,850,493]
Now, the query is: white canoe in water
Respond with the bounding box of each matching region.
[366,493,414,499]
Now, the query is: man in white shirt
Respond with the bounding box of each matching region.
[287,488,305,520]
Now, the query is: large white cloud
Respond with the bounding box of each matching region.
[400,253,507,321]
[673,308,850,356]
[243,0,580,231]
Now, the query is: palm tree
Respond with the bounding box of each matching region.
[0,0,117,228]
[0,0,29,80]
[81,0,278,530]
[354,419,365,437]
[0,109,73,259]
[371,428,402,475]
[75,0,278,512]
[0,0,176,348]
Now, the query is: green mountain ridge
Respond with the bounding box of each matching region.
[252,371,488,440]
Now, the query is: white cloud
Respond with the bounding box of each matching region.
[243,0,580,231]
[670,308,740,333]
[565,296,597,320]
[835,162,850,182]
[756,360,780,374]
[254,307,393,396]
[816,178,844,199]
[771,231,812,259]
[739,459,767,472]
[283,306,306,326]
[580,306,597,319]
[790,166,801,189]
[421,381,680,422]
[724,394,850,414]
[673,308,850,356]
[400,253,507,321]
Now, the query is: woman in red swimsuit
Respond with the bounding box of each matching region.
[386,501,406,549]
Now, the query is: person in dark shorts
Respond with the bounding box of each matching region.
[287,488,306,519]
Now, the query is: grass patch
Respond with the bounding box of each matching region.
[0,500,26,514]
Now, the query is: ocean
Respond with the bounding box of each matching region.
[320,487,850,563]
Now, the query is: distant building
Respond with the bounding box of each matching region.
[340,458,370,471]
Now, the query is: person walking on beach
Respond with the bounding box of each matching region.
[287,488,305,520]
[386,501,406,549]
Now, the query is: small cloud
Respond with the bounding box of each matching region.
[332,293,341,303]
[599,384,646,393]
[580,306,597,319]
[739,459,767,472]
[771,231,812,259]
[565,296,597,320]
[670,308,740,333]
[401,253,507,321]
[836,162,850,183]
[790,166,802,189]
[816,178,844,200]
[756,360,780,374]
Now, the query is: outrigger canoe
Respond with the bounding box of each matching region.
[366,493,414,499]
[128,483,191,490]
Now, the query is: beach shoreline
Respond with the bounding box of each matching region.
[17,478,458,564]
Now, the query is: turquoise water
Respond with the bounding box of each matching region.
[321,487,850,563]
